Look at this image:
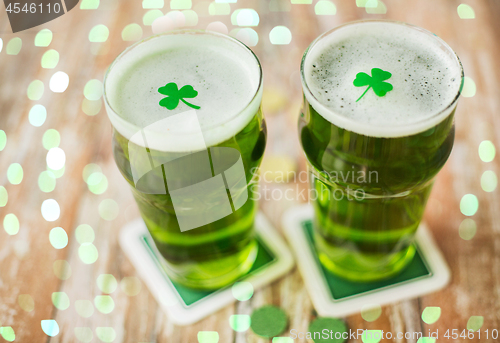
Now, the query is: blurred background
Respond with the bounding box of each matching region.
[0,0,499,342]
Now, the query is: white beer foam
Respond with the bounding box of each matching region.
[302,21,462,137]
[104,31,262,152]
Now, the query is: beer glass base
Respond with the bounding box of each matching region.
[317,243,417,282]
[164,239,259,290]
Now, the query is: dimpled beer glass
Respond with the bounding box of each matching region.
[104,30,266,289]
[299,20,463,281]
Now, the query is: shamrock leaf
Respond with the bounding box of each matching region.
[353,68,393,102]
[158,82,201,110]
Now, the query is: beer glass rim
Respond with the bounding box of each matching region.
[300,19,464,137]
[103,29,263,143]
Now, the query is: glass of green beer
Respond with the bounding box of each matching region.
[103,30,265,289]
[299,20,463,281]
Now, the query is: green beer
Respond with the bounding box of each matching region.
[104,31,265,289]
[299,21,463,281]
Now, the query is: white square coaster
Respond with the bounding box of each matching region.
[119,213,294,325]
[282,204,451,318]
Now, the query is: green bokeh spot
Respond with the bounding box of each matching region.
[88,173,108,194]
[122,24,143,42]
[231,9,259,26]
[80,0,100,9]
[269,26,292,45]
[29,104,47,126]
[6,37,22,55]
[459,218,477,240]
[83,163,102,182]
[208,2,230,15]
[417,338,436,343]
[478,140,495,162]
[52,292,70,310]
[49,227,68,249]
[481,170,497,192]
[38,171,56,193]
[251,305,287,338]
[79,243,99,264]
[461,76,476,97]
[41,50,59,69]
[361,304,382,322]
[231,281,253,301]
[143,9,163,25]
[0,130,6,151]
[457,4,475,19]
[75,224,95,244]
[272,338,294,343]
[74,327,93,342]
[27,80,44,100]
[197,331,219,343]
[99,199,119,221]
[35,29,52,47]
[89,25,110,43]
[84,79,103,100]
[41,319,59,337]
[315,0,336,15]
[182,10,198,26]
[421,306,441,324]
[7,163,23,185]
[48,166,65,179]
[97,274,118,294]
[0,186,8,207]
[85,171,101,185]
[43,129,61,150]
[96,327,116,342]
[143,0,164,8]
[467,316,484,332]
[82,98,102,116]
[75,300,94,318]
[361,330,382,343]
[460,194,479,216]
[0,327,15,342]
[291,0,311,3]
[229,314,251,332]
[171,0,191,9]
[365,0,387,14]
[53,260,72,280]
[3,213,19,235]
[308,317,348,343]
[94,295,115,314]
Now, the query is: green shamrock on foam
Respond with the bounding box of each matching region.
[158,82,200,110]
[353,68,393,102]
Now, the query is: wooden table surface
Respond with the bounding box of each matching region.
[1,0,499,342]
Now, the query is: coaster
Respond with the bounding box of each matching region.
[282,204,450,318]
[119,213,294,325]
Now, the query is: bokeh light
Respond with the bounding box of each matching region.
[89,25,110,42]
[49,227,68,249]
[74,327,93,342]
[467,316,484,332]
[3,213,19,235]
[38,171,56,193]
[41,199,61,221]
[122,24,143,41]
[231,9,259,26]
[17,294,35,312]
[88,173,108,194]
[52,292,70,310]
[421,306,441,324]
[0,38,3,53]
[198,331,219,343]
[94,295,115,314]
[0,186,7,207]
[49,71,69,93]
[29,104,47,127]
[27,80,44,100]
[308,317,348,342]
[250,306,287,338]
[171,0,191,9]
[75,300,94,318]
[43,129,61,150]
[229,315,251,332]
[230,28,258,46]
[82,98,102,116]
[143,0,164,8]
[361,330,382,343]
[459,218,477,240]
[53,260,72,280]
[361,304,382,322]
[315,0,336,15]
[96,328,116,342]
[0,327,15,342]
[481,170,497,192]
[41,50,59,69]
[461,76,476,97]
[6,38,22,55]
[35,29,52,47]
[291,0,311,4]
[80,0,100,9]
[365,0,387,14]
[460,194,479,216]
[120,277,142,296]
[83,163,101,181]
[41,319,59,337]
[269,26,292,45]
[152,16,175,33]
[182,10,198,26]
[79,243,99,264]
[46,147,66,170]
[97,274,118,294]
[206,21,228,34]
[0,130,6,151]
[457,4,475,19]
[7,163,23,185]
[478,140,496,162]
[272,338,293,343]
[166,10,185,26]
[231,282,253,301]
[143,10,163,25]
[208,2,230,15]
[99,199,119,220]
[75,224,95,244]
